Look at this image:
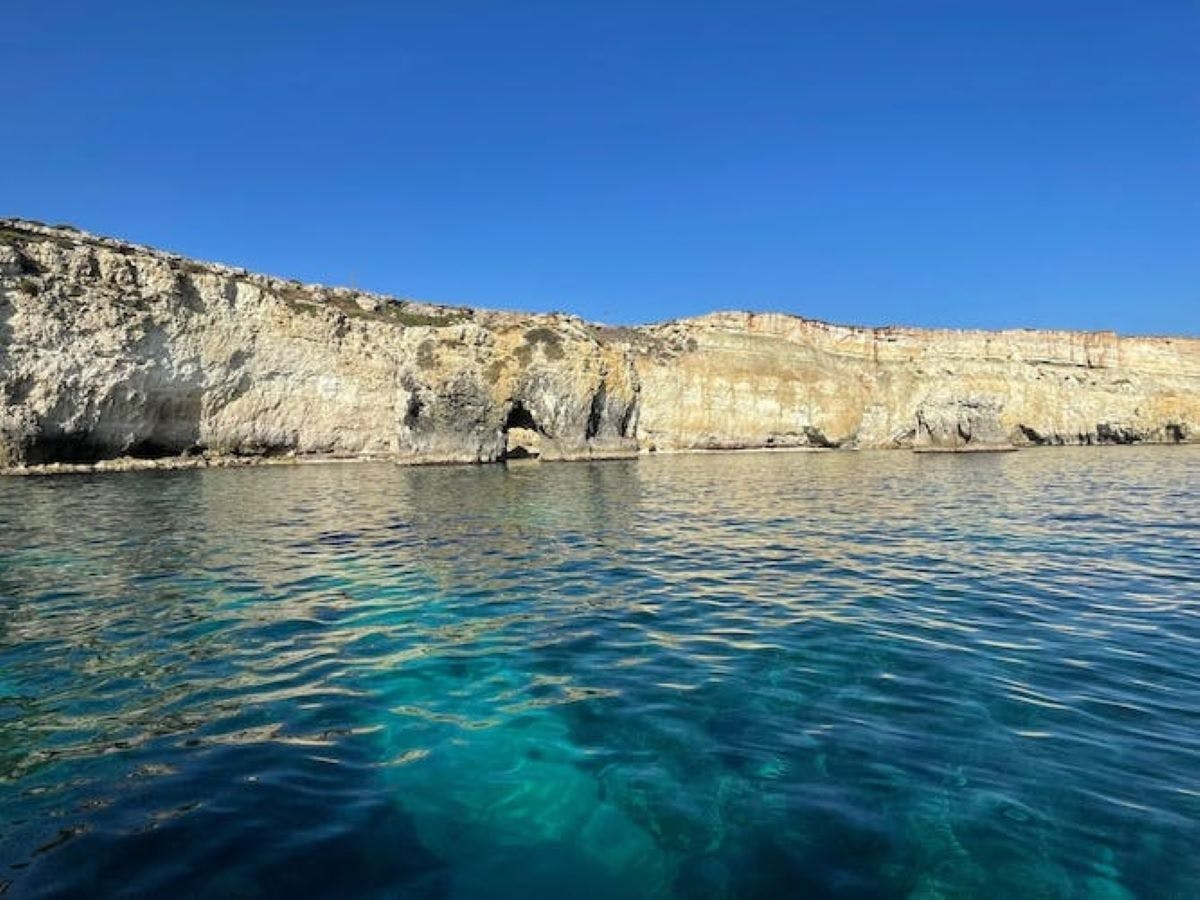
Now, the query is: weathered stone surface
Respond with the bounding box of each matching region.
[0,220,640,470]
[631,312,1200,452]
[1,219,1196,473]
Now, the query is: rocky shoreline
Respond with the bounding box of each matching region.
[2,217,1197,473]
[5,440,1192,479]
[0,451,384,477]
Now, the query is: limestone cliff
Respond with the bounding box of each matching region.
[1,219,1196,472]
[630,313,1199,452]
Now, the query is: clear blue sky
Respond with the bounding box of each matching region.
[4,2,1197,333]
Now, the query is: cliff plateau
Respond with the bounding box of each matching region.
[1,219,1197,472]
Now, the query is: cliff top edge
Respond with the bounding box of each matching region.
[3,216,1194,343]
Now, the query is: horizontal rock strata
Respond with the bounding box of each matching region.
[1,219,1196,472]
[630,313,1199,452]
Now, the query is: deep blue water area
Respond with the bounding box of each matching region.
[1,448,1197,898]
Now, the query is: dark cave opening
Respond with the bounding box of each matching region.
[585,385,606,440]
[501,401,542,460]
[404,395,424,428]
[127,439,192,460]
[504,402,538,432]
[24,434,107,465]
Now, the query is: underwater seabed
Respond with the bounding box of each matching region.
[0,447,1197,897]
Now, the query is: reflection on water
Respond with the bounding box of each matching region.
[1,448,1198,897]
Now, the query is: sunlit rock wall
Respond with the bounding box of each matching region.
[632,312,1200,451]
[0,221,638,467]
[1,219,1196,470]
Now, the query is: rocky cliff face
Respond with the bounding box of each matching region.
[1,219,1196,471]
[631,312,1200,452]
[0,220,639,469]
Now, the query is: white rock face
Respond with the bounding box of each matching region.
[631,312,1200,451]
[0,220,638,468]
[1,220,1196,471]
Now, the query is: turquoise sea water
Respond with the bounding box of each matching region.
[1,448,1197,898]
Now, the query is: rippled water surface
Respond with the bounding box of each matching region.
[1,448,1198,898]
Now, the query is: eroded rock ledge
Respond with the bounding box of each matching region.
[1,218,1196,473]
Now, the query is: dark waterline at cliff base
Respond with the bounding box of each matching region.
[1,448,1197,898]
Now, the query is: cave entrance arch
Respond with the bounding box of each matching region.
[502,401,543,460]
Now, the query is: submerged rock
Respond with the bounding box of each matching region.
[1,219,1197,472]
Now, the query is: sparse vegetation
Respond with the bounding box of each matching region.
[274,284,469,328]
[0,225,75,249]
[525,326,562,345]
[390,307,469,328]
[416,340,438,369]
[484,359,508,383]
[524,326,565,360]
[586,323,696,360]
[17,278,38,296]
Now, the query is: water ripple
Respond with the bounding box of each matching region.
[1,447,1198,897]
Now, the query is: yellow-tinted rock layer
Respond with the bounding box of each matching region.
[1,220,1196,471]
